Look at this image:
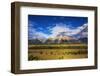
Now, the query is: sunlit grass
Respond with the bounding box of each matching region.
[28,43,88,60]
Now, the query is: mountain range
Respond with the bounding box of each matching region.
[28,24,88,44]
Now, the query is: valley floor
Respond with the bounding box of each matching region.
[28,43,88,60]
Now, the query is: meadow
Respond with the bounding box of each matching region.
[28,43,88,60]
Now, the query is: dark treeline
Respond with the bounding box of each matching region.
[29,46,87,49]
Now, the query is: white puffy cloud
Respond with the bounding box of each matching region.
[35,32,49,39]
[68,23,88,35]
[28,21,36,39]
[49,23,69,37]
[28,21,49,40]
[49,23,87,38]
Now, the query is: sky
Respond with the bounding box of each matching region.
[28,15,88,40]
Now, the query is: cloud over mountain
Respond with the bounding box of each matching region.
[28,20,87,42]
[49,23,87,38]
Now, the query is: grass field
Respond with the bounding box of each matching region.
[28,43,88,60]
